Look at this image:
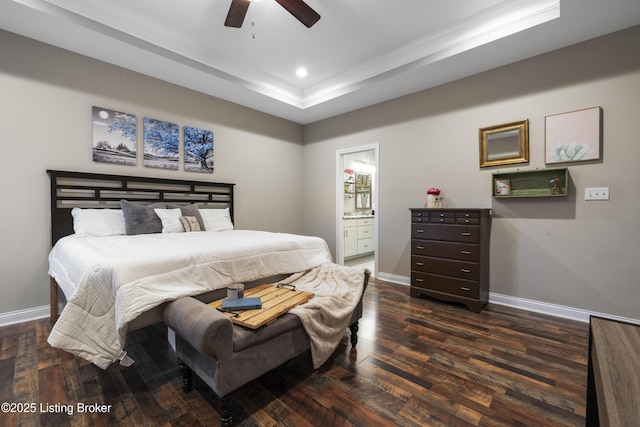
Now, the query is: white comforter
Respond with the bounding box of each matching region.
[48,230,332,369]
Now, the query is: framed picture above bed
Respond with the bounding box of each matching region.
[184,126,214,173]
[143,117,180,170]
[92,106,137,166]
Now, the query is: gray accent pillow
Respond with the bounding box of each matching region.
[167,203,206,231]
[120,200,167,235]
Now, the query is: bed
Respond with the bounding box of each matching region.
[46,170,336,369]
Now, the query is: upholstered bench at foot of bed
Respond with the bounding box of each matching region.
[163,270,369,427]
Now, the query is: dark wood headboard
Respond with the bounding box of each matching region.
[47,170,235,245]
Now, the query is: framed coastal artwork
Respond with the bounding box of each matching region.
[545,107,603,165]
[92,106,137,165]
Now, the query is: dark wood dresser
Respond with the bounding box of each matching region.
[410,208,492,312]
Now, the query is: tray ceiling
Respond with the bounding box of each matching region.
[1,0,639,123]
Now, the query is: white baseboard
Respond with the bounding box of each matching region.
[378,273,640,325]
[0,305,49,327]
[376,272,410,286]
[488,292,592,322]
[489,292,640,325]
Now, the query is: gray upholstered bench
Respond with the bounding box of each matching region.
[163,269,370,426]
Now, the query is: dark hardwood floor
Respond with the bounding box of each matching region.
[0,277,589,426]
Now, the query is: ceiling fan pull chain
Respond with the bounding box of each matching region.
[251,0,256,39]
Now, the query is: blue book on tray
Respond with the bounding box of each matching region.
[221,297,262,311]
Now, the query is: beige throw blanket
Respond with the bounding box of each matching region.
[285,263,367,368]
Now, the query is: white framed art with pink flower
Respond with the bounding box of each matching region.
[545,106,602,165]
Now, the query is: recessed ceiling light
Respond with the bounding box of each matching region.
[296,67,308,78]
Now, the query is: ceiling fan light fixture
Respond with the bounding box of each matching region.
[225,0,320,28]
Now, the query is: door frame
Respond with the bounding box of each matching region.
[335,143,379,276]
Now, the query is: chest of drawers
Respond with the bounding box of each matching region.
[410,208,492,312]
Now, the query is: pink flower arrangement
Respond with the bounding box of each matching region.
[343,168,355,175]
[426,188,440,195]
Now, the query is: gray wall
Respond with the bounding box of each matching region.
[0,30,304,315]
[303,26,640,320]
[2,25,640,322]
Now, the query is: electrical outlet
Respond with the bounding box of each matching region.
[584,187,610,201]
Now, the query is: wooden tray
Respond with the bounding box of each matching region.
[208,283,314,329]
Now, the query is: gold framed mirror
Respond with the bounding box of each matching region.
[479,119,529,168]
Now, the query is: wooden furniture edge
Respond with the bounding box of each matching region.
[50,276,58,324]
[586,315,640,426]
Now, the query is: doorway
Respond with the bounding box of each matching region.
[336,144,379,277]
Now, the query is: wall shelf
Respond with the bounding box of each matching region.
[492,168,568,198]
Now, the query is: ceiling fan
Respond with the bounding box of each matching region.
[225,0,321,28]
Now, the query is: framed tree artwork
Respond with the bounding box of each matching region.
[92,106,137,165]
[184,126,214,173]
[143,117,179,169]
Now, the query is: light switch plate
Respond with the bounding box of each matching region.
[584,187,609,201]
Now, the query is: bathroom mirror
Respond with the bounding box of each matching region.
[479,119,529,168]
[355,173,371,210]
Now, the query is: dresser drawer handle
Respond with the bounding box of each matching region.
[461,232,471,236]
[416,278,424,282]
[416,229,425,233]
[461,269,471,273]
[461,250,471,255]
[416,262,424,266]
[416,246,425,250]
[461,287,471,292]
[440,219,445,222]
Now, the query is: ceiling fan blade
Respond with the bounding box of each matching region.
[225,0,250,28]
[274,0,321,28]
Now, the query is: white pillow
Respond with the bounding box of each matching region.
[200,208,234,231]
[72,208,126,237]
[154,208,185,233]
